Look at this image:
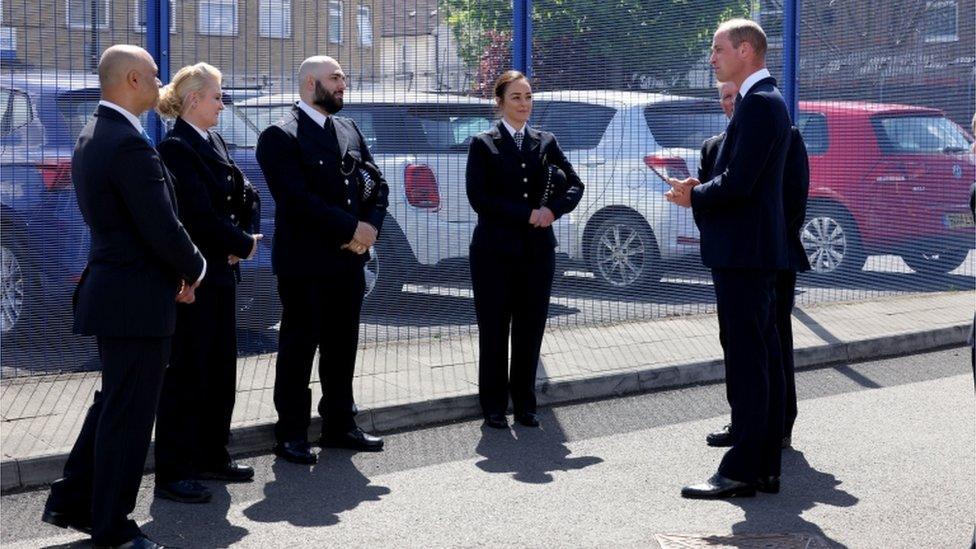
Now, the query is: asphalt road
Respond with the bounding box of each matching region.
[2,347,972,548]
[2,251,974,377]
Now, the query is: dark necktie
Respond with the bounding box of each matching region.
[734,93,743,110]
[514,130,524,150]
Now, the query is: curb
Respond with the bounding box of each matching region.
[2,323,969,493]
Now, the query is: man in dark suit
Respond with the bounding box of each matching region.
[702,85,812,450]
[256,56,389,464]
[41,45,206,548]
[666,19,792,499]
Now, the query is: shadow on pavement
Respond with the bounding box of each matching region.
[474,411,604,484]
[143,484,248,548]
[242,453,390,527]
[722,450,858,549]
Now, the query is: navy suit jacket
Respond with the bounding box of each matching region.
[72,105,205,337]
[691,77,791,270]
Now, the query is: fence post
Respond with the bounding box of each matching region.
[512,0,533,76]
[145,0,170,142]
[783,0,800,122]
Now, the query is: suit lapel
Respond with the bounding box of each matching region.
[296,106,340,157]
[492,120,524,159]
[174,117,230,166]
[335,117,349,159]
[524,126,541,156]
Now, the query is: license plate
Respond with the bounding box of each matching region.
[945,212,975,228]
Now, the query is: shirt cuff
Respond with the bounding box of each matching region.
[194,257,207,286]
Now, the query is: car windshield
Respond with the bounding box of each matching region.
[644,101,727,149]
[874,115,973,154]
[56,90,100,142]
[215,104,260,148]
[532,101,616,151]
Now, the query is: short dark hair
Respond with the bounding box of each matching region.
[717,18,768,58]
[493,70,528,102]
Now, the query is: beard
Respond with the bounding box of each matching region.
[312,80,343,114]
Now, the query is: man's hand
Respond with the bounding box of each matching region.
[352,222,378,249]
[175,278,199,304]
[664,177,700,209]
[229,233,264,265]
[532,207,555,228]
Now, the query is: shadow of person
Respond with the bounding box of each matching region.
[718,450,858,548]
[243,452,390,527]
[474,414,604,484]
[141,483,248,548]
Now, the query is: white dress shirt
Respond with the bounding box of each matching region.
[739,68,772,99]
[297,99,330,128]
[501,117,527,139]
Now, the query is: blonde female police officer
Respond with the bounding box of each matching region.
[466,70,584,429]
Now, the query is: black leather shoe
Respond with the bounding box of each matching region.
[154,479,212,504]
[706,423,734,447]
[41,507,92,534]
[273,440,317,464]
[94,534,167,548]
[681,473,756,499]
[483,414,508,429]
[757,475,781,494]
[319,427,384,452]
[514,412,540,427]
[197,461,254,482]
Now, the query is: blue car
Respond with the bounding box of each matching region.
[0,72,276,341]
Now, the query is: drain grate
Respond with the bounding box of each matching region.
[655,533,832,549]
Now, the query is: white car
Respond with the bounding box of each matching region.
[236,91,496,301]
[237,90,726,300]
[531,90,727,290]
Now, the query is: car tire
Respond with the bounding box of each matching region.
[901,246,969,276]
[1,232,37,342]
[801,204,866,278]
[364,216,413,304]
[588,213,662,292]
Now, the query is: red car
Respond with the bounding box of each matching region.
[797,101,975,277]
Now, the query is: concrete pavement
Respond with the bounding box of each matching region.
[1,347,972,548]
[1,290,973,492]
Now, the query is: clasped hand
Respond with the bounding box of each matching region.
[664,177,701,208]
[528,207,555,228]
[341,222,378,255]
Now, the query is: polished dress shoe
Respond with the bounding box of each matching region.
[757,475,781,494]
[483,414,508,429]
[197,461,254,482]
[319,427,384,452]
[705,423,734,447]
[41,506,92,534]
[154,479,212,503]
[273,440,317,464]
[514,412,540,427]
[681,473,756,499]
[94,534,167,548]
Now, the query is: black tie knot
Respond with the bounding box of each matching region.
[734,93,743,109]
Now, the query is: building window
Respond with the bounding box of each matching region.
[259,0,291,38]
[753,0,783,46]
[924,0,958,43]
[357,4,372,47]
[199,0,237,36]
[134,0,177,33]
[66,0,110,29]
[328,0,343,44]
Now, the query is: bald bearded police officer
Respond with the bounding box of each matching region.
[256,56,389,464]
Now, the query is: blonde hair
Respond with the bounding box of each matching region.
[157,62,222,119]
[716,18,768,58]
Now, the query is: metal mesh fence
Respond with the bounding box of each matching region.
[0,0,973,457]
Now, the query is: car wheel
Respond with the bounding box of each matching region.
[364,216,414,303]
[901,246,969,276]
[1,233,36,341]
[588,213,662,292]
[801,204,866,277]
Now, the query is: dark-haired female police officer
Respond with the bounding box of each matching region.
[466,70,584,429]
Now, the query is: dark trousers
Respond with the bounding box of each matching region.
[273,264,365,442]
[712,269,784,483]
[775,270,799,436]
[470,245,555,417]
[46,337,170,546]
[155,283,238,482]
